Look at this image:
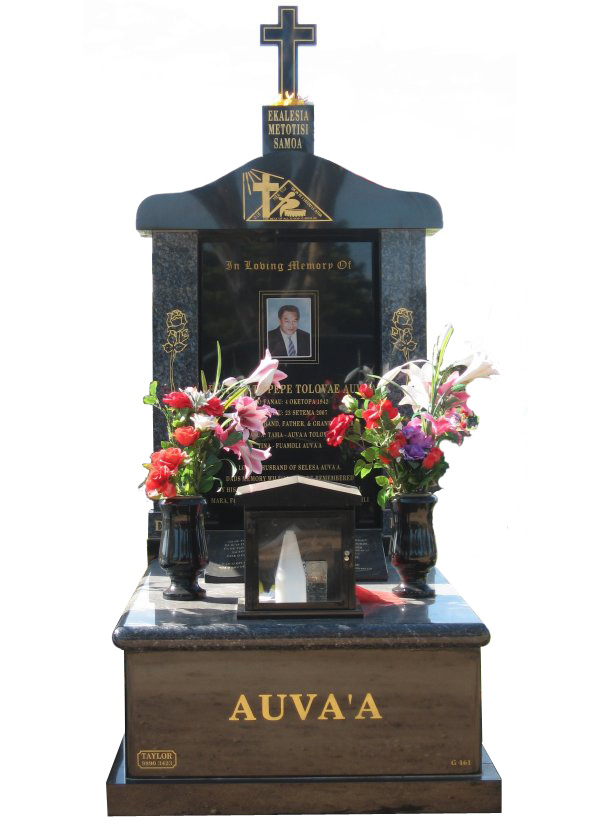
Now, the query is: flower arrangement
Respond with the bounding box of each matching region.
[325,325,497,507]
[142,347,286,499]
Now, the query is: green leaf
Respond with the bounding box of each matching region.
[161,441,170,449]
[361,447,379,462]
[225,458,238,479]
[149,381,158,396]
[377,488,388,509]
[198,476,214,493]
[360,464,373,478]
[345,432,362,444]
[143,395,157,405]
[200,370,208,392]
[214,341,222,391]
[375,475,389,487]
[362,429,378,443]
[354,460,366,475]
[224,431,243,446]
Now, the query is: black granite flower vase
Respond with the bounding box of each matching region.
[390,494,438,599]
[158,496,208,600]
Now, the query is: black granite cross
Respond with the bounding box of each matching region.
[260,6,316,97]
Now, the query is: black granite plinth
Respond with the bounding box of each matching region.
[107,739,501,815]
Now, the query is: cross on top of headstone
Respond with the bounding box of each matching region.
[260,6,316,99]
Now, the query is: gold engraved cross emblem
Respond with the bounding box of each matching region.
[243,168,332,222]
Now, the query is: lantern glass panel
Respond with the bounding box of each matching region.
[256,514,343,605]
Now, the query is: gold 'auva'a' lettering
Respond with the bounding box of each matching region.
[228,692,382,722]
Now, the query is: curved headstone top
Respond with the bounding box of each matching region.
[136,152,443,234]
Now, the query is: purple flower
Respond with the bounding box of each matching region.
[401,423,434,461]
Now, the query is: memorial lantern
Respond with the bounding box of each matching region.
[235,476,363,618]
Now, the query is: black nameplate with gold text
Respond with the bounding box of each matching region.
[263,105,314,154]
[200,235,379,531]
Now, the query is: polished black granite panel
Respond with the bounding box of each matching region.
[137,152,442,232]
[113,559,489,650]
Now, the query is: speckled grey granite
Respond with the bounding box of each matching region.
[379,228,426,384]
[113,559,489,651]
[151,232,199,448]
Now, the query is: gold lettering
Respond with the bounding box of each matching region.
[355,693,383,720]
[289,693,317,720]
[317,693,345,720]
[260,693,286,721]
[228,694,257,721]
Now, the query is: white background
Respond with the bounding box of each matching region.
[3,0,598,829]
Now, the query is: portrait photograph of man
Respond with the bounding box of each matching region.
[266,298,313,359]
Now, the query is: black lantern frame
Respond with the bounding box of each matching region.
[235,476,363,618]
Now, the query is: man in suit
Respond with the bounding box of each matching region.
[267,304,311,358]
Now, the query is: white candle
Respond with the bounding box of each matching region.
[275,530,307,603]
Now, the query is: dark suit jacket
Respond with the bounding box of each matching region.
[268,328,311,358]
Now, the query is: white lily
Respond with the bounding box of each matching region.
[184,387,209,408]
[376,364,405,390]
[452,352,498,386]
[191,413,217,432]
[341,394,357,411]
[397,362,433,411]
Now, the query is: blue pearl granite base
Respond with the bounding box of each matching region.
[113,559,489,649]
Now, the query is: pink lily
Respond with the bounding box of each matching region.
[237,444,272,478]
[232,396,274,439]
[214,423,243,450]
[245,350,288,395]
[423,413,455,437]
[436,371,460,398]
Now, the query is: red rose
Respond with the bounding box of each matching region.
[381,399,399,420]
[173,426,200,446]
[363,398,398,430]
[202,396,224,417]
[422,447,444,470]
[159,481,177,498]
[145,464,173,496]
[150,447,187,471]
[388,435,407,458]
[146,478,176,499]
[162,391,193,408]
[362,402,381,429]
[325,413,354,447]
[379,453,391,464]
[358,383,374,399]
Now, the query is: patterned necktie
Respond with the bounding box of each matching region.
[287,337,296,356]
